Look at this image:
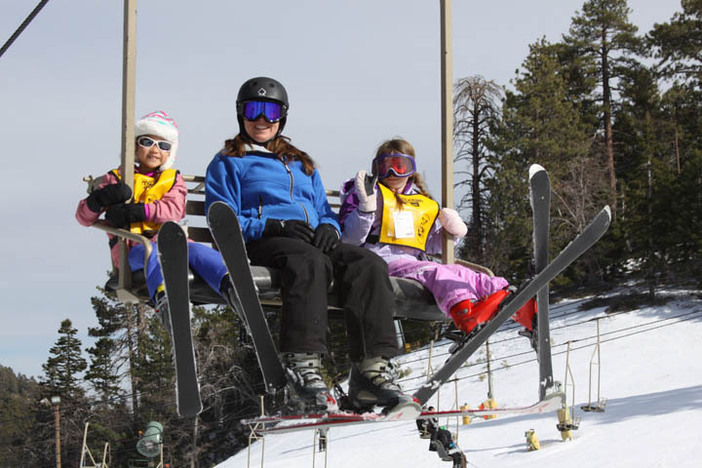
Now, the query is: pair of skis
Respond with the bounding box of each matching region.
[242,391,565,435]
[413,165,610,406]
[157,202,286,417]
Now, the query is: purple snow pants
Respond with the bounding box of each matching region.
[387,258,509,315]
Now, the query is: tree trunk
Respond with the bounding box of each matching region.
[471,98,483,257]
[601,26,617,217]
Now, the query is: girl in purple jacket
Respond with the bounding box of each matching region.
[76,111,228,304]
[339,138,536,336]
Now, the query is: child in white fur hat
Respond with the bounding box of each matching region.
[76,110,229,304]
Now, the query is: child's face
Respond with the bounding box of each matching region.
[136,134,171,172]
[381,175,409,193]
[244,116,280,144]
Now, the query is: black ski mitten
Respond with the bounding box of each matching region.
[312,223,340,253]
[86,183,132,213]
[105,203,146,228]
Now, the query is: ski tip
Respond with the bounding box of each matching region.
[158,220,186,237]
[207,200,225,217]
[603,205,612,218]
[528,164,546,179]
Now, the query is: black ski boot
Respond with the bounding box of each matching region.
[283,353,338,413]
[347,356,417,413]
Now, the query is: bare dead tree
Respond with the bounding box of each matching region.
[453,76,503,259]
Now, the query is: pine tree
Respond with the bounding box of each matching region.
[0,366,39,466]
[648,0,702,83]
[565,0,643,215]
[85,293,127,404]
[613,63,671,294]
[658,83,702,284]
[39,319,89,467]
[489,38,605,282]
[41,319,87,401]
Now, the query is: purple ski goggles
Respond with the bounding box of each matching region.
[372,153,417,179]
[238,100,287,123]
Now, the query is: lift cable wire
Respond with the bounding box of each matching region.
[0,0,51,60]
[399,309,702,392]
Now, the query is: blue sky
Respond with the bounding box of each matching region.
[0,0,681,378]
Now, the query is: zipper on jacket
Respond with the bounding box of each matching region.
[282,159,309,223]
[257,196,263,219]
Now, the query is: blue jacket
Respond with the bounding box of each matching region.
[205,149,340,243]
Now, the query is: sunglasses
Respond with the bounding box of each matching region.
[137,136,173,151]
[238,100,286,123]
[372,153,416,179]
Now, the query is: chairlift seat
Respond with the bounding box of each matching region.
[86,174,491,324]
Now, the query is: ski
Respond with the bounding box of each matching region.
[243,392,564,434]
[413,205,611,405]
[207,201,287,393]
[419,390,564,420]
[529,164,555,400]
[157,221,202,417]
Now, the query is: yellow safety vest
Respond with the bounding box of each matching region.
[378,183,439,251]
[111,168,179,235]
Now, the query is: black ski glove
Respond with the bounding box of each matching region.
[86,183,132,213]
[312,223,340,253]
[263,218,315,243]
[105,203,146,228]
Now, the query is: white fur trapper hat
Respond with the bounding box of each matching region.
[134,110,179,170]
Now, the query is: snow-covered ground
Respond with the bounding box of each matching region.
[218,287,702,468]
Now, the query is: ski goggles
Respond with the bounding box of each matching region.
[372,153,416,179]
[238,100,287,123]
[136,136,173,151]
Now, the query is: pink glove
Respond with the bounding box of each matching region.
[438,208,467,238]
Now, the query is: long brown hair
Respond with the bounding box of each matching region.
[222,134,317,175]
[375,138,433,201]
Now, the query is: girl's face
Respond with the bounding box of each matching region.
[381,175,410,193]
[244,116,279,144]
[136,134,170,172]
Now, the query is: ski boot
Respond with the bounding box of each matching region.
[449,288,512,338]
[516,302,538,352]
[283,353,338,413]
[347,356,420,417]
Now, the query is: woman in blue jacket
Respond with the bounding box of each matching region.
[205,77,410,413]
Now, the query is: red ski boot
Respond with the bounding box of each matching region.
[449,289,511,336]
[515,298,538,351]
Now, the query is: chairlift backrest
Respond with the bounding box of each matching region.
[83,173,489,322]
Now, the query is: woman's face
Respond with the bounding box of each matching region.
[244,116,279,144]
[381,175,409,193]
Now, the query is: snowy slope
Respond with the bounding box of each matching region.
[218,288,702,468]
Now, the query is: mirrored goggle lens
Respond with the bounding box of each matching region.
[137,136,172,151]
[242,100,284,122]
[374,154,416,178]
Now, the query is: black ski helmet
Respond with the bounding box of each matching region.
[236,77,289,140]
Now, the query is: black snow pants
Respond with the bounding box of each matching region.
[245,237,398,361]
